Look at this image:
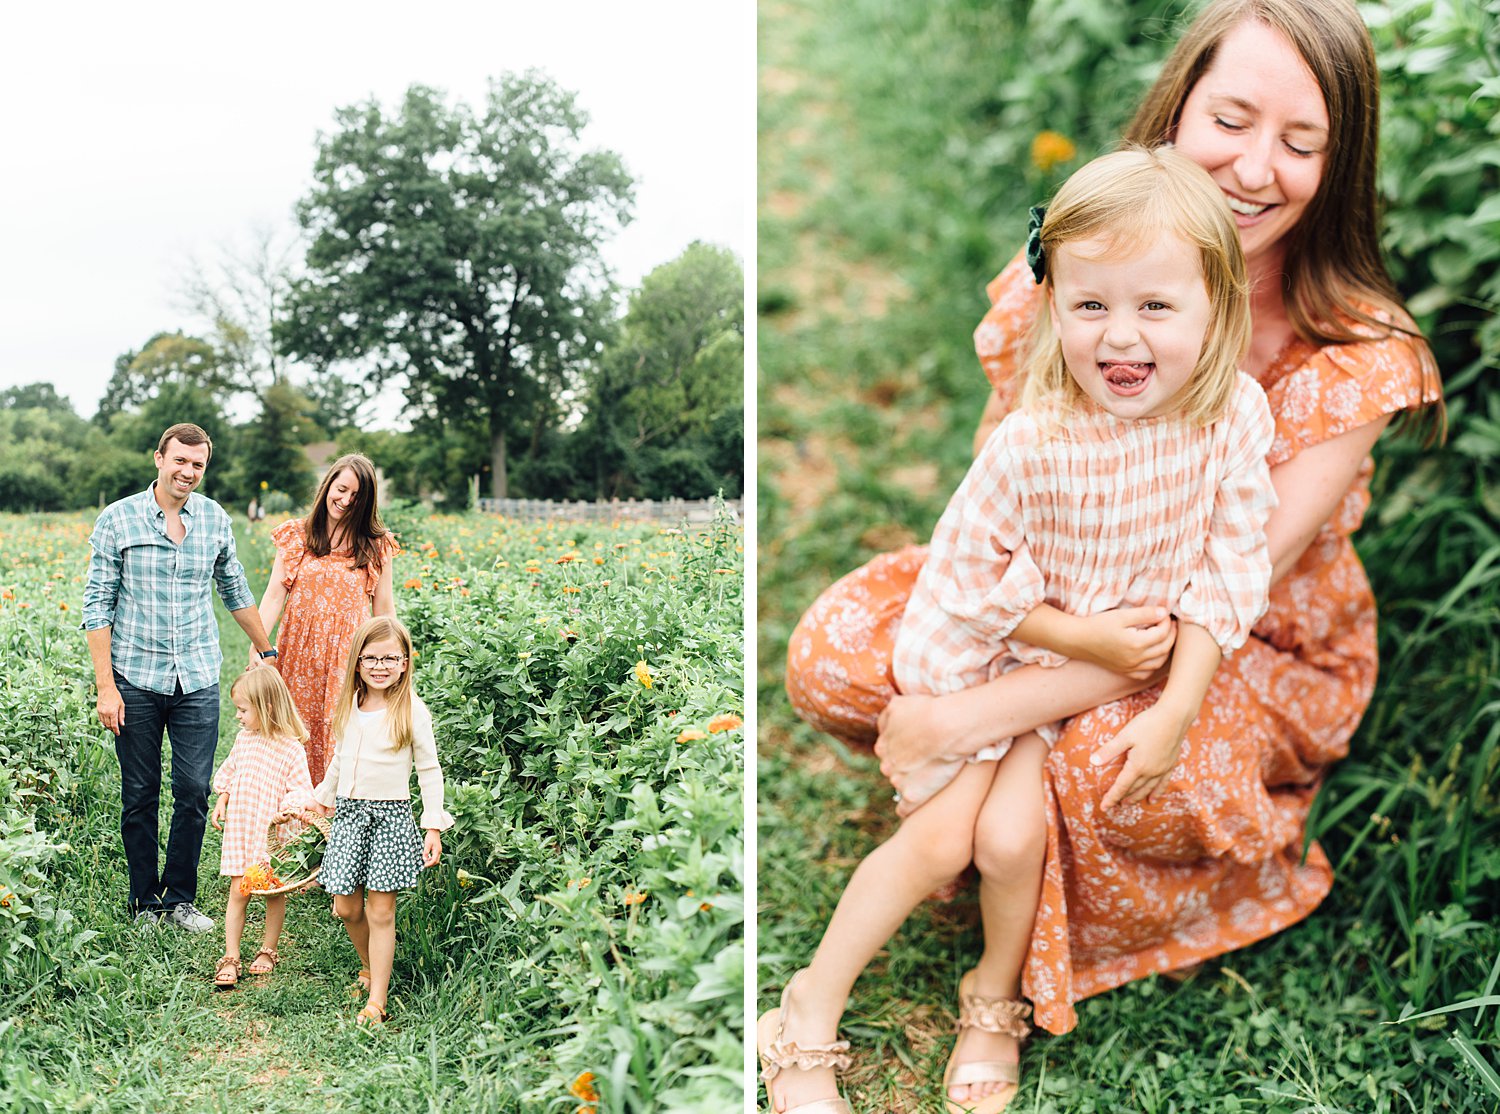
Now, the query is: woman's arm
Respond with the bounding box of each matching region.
[372,559,396,617]
[258,549,290,640]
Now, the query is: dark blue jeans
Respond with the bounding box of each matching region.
[113,671,219,914]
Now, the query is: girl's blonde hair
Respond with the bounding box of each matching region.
[331,616,417,750]
[1021,146,1251,427]
[232,667,309,744]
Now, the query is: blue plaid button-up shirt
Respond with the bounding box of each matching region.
[81,483,256,695]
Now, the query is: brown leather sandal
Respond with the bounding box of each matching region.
[247,947,280,976]
[356,1001,387,1028]
[214,955,241,990]
[348,968,372,999]
[755,970,853,1114]
[943,969,1031,1114]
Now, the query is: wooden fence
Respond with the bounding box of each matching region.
[476,497,742,526]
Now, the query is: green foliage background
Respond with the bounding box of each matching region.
[759,0,1498,1109]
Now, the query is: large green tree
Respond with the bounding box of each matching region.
[582,242,745,498]
[277,72,634,497]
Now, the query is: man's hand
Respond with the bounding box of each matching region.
[96,684,125,736]
[1092,703,1191,810]
[210,795,228,830]
[1072,608,1176,679]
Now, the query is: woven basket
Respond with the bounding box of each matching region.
[248,813,332,896]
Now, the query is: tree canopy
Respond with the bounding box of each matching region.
[277,72,634,497]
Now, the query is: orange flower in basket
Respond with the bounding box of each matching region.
[239,862,278,895]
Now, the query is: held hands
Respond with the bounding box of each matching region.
[1091,703,1191,811]
[422,829,442,868]
[1073,607,1177,679]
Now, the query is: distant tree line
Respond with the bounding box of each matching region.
[0,72,742,513]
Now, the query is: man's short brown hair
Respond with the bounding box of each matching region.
[156,423,213,462]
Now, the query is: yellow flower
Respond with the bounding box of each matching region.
[634,660,653,689]
[568,1073,600,1102]
[259,480,269,490]
[456,869,474,889]
[1031,130,1077,173]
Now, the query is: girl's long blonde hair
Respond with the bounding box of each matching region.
[1021,146,1250,427]
[232,668,309,744]
[331,616,417,750]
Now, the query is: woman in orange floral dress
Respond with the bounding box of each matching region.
[778,2,1445,1105]
[256,454,398,785]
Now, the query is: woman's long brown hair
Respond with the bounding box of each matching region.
[1124,0,1443,438]
[302,453,392,571]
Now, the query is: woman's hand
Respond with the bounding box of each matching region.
[422,829,442,868]
[1071,608,1176,679]
[210,795,227,830]
[1091,703,1191,810]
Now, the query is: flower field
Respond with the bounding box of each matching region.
[0,504,744,1112]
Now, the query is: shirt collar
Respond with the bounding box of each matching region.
[145,481,196,519]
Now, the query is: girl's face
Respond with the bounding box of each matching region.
[1172,20,1328,271]
[325,469,360,525]
[1049,233,1213,421]
[357,636,407,693]
[232,691,261,732]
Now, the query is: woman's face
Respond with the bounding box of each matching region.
[1172,20,1328,270]
[325,469,359,525]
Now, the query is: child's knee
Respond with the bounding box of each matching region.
[332,897,364,924]
[364,901,396,930]
[887,820,974,883]
[972,820,1045,880]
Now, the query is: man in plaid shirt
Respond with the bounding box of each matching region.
[82,423,277,931]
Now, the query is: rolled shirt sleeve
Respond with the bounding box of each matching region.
[81,515,123,631]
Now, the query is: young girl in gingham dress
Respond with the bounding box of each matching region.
[305,615,452,1027]
[759,148,1279,1114]
[210,667,314,990]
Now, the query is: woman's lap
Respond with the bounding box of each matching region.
[784,549,1373,1033]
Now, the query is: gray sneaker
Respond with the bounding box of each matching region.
[133,909,163,930]
[165,902,214,933]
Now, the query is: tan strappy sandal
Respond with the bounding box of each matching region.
[247,947,280,976]
[943,969,1031,1114]
[756,970,854,1114]
[213,955,241,990]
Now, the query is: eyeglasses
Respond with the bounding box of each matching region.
[358,654,406,668]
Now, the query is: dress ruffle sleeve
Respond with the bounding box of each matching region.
[1177,378,1278,653]
[975,250,1045,410]
[1264,315,1442,469]
[271,520,307,590]
[212,736,243,794]
[361,534,401,596]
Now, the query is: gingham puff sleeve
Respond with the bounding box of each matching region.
[893,414,1051,695]
[1175,375,1278,654]
[212,738,242,795]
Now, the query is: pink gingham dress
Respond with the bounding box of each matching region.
[213,730,317,877]
[892,371,1277,787]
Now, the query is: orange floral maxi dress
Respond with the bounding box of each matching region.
[783,255,1443,1035]
[271,520,398,785]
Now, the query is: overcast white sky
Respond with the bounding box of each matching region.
[0,2,752,419]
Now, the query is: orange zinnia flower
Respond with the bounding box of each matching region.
[1030,130,1077,172]
[706,714,742,734]
[404,577,423,590]
[568,1072,600,1102]
[676,729,707,742]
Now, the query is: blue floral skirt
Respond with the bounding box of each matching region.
[320,798,423,895]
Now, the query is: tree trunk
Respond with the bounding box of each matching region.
[490,423,508,498]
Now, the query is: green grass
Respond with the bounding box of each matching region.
[0,509,744,1113]
[757,0,1500,1110]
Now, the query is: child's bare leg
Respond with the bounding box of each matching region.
[223,882,249,959]
[248,893,288,973]
[332,888,371,975]
[364,891,397,1011]
[765,759,997,1112]
[949,731,1048,1106]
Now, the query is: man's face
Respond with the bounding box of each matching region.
[153,438,210,502]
